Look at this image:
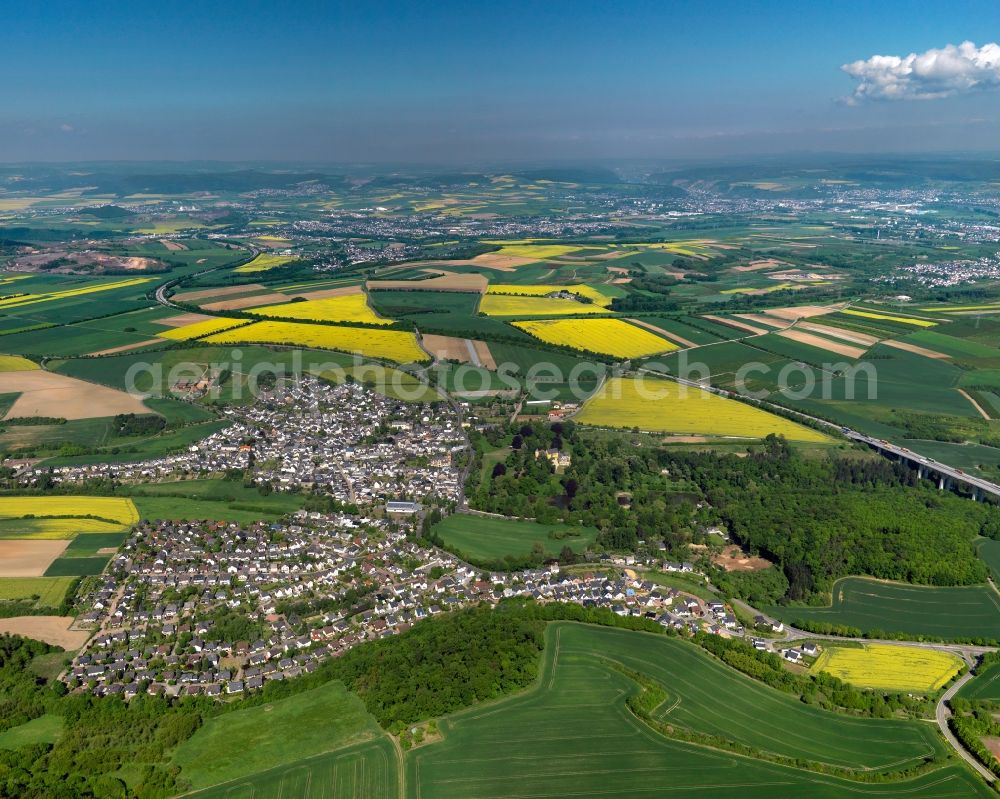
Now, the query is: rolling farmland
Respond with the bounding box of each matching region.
[575,375,831,441]
[175,680,388,791]
[183,739,400,799]
[408,623,980,799]
[769,577,1000,640]
[957,664,1000,702]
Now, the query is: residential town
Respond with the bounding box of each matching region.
[23,378,467,506]
[64,507,764,699]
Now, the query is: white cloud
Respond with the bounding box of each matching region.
[842,41,1000,102]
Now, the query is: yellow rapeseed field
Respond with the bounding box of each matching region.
[0,278,154,310]
[0,518,127,539]
[811,644,962,692]
[0,496,139,525]
[841,309,936,327]
[514,318,676,358]
[919,303,1000,313]
[0,354,39,372]
[489,243,582,259]
[487,284,614,307]
[480,294,608,317]
[251,294,389,325]
[576,376,832,441]
[202,320,429,363]
[157,317,248,341]
[234,254,299,274]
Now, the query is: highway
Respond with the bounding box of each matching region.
[844,431,1000,500]
[637,367,1000,502]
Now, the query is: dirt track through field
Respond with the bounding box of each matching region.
[87,338,163,356]
[798,321,878,346]
[765,304,848,321]
[171,283,267,302]
[202,292,290,311]
[776,329,866,359]
[883,340,951,360]
[0,616,89,649]
[626,318,697,348]
[368,272,487,293]
[702,315,768,335]
[958,389,992,420]
[153,312,214,327]
[471,340,496,369]
[0,370,149,420]
[0,540,69,576]
[735,313,789,329]
[290,285,363,300]
[422,334,472,362]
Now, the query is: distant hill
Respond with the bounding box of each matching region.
[79,205,136,220]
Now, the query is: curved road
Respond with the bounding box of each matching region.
[937,672,996,783]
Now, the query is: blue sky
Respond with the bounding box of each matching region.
[4,0,1000,162]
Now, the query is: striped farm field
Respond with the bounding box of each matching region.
[576,376,831,441]
[234,253,299,273]
[202,320,429,363]
[810,644,963,692]
[157,317,247,340]
[0,277,154,310]
[0,496,139,525]
[0,354,38,371]
[250,294,390,325]
[409,622,976,799]
[479,294,608,316]
[486,283,614,306]
[841,309,936,327]
[513,318,676,358]
[768,577,1000,640]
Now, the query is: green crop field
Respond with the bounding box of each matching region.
[0,576,74,606]
[561,624,945,769]
[768,577,1000,640]
[408,622,984,799]
[60,532,127,556]
[432,514,598,561]
[175,680,388,791]
[977,539,1000,582]
[131,494,300,524]
[957,663,1000,702]
[0,714,63,750]
[43,555,111,577]
[183,739,400,799]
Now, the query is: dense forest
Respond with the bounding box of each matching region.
[467,425,1000,602]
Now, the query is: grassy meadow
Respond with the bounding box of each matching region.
[432,514,598,561]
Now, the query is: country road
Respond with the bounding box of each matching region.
[728,596,998,781]
[937,672,996,783]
